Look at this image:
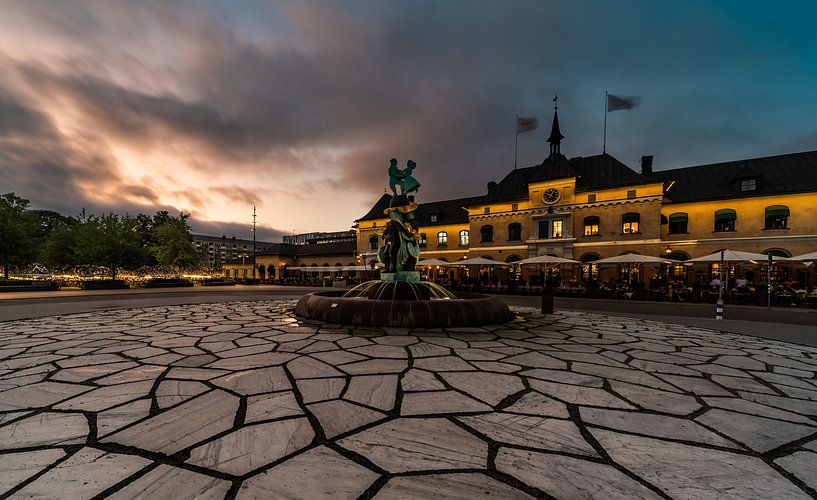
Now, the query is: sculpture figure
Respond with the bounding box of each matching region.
[388,158,421,196]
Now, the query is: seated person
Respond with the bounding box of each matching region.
[709,277,721,289]
[735,277,748,289]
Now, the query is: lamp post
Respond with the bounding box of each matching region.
[251,206,257,279]
[767,253,773,309]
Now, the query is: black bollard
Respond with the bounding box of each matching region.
[541,285,554,314]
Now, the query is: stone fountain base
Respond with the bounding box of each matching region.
[294,282,513,328]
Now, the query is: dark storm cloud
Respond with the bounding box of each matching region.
[1,0,816,231]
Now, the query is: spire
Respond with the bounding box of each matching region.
[547,93,564,157]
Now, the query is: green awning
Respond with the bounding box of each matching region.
[714,209,736,222]
[622,212,640,223]
[669,212,688,223]
[584,216,600,225]
[765,205,789,217]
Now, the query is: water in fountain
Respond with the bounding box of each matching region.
[343,280,458,300]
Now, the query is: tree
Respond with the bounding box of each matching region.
[75,214,143,279]
[0,193,38,278]
[150,213,200,269]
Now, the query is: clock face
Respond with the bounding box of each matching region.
[542,188,561,204]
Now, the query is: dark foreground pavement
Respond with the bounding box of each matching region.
[1,300,816,498]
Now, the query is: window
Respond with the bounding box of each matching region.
[622,213,640,234]
[666,252,689,280]
[668,213,688,234]
[430,214,438,223]
[483,207,490,214]
[714,209,736,232]
[369,234,379,250]
[583,216,600,236]
[459,230,470,246]
[740,178,756,192]
[437,231,448,245]
[508,223,522,241]
[480,225,493,242]
[552,220,563,238]
[580,254,600,281]
[538,220,549,239]
[511,203,518,211]
[765,205,789,229]
[418,233,427,247]
[587,194,596,202]
[627,190,636,199]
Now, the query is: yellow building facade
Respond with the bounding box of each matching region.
[356,110,817,286]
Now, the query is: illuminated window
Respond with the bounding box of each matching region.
[583,216,600,236]
[437,231,448,245]
[508,223,522,241]
[552,220,563,238]
[459,230,469,246]
[580,254,600,281]
[740,178,756,192]
[622,213,640,233]
[430,214,438,223]
[480,225,493,242]
[765,205,789,229]
[668,213,688,234]
[714,209,736,232]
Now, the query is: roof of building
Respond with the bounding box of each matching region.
[255,239,356,257]
[650,149,817,203]
[356,194,483,225]
[191,234,274,246]
[481,153,646,203]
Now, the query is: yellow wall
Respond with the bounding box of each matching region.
[661,192,817,258]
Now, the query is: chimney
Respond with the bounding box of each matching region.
[640,155,653,175]
[487,181,497,193]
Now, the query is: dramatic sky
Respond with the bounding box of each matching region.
[2,1,816,241]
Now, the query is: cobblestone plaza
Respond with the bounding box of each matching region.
[1,301,816,498]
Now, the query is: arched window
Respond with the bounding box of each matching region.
[765,205,789,230]
[418,233,427,247]
[580,253,600,281]
[668,213,688,234]
[437,231,448,245]
[459,230,470,246]
[258,264,266,280]
[714,209,736,232]
[508,223,522,241]
[622,213,640,234]
[764,248,791,258]
[369,234,379,250]
[583,216,600,236]
[480,225,493,243]
[666,251,689,280]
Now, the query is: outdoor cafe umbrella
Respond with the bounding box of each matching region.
[452,257,510,266]
[593,254,679,264]
[785,250,817,262]
[515,255,579,265]
[416,258,451,267]
[687,249,789,309]
[686,249,780,263]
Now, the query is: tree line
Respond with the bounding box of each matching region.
[1,192,203,280]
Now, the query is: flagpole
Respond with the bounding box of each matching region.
[514,114,518,170]
[603,91,608,154]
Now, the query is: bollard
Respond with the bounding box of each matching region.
[715,299,724,320]
[541,287,554,315]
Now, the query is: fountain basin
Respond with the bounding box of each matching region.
[294,284,513,327]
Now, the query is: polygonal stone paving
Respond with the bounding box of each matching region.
[0,300,816,498]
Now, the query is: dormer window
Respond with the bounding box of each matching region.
[740,178,756,192]
[430,214,438,223]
